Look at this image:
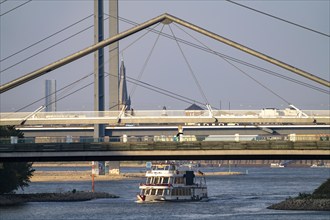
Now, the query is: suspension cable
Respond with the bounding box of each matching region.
[168,24,210,105]
[0,0,32,17]
[112,14,328,94]
[0,22,98,74]
[11,23,163,112]
[172,23,291,105]
[127,75,204,107]
[1,14,93,63]
[129,23,164,98]
[225,0,330,38]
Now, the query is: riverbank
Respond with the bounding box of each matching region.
[268,198,330,211]
[0,192,119,206]
[268,178,330,211]
[31,170,244,182]
[31,171,145,182]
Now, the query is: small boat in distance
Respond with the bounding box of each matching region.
[137,163,208,202]
[311,161,330,168]
[270,163,285,168]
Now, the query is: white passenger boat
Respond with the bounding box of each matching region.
[137,163,208,202]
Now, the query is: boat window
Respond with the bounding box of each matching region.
[155,177,161,184]
[146,178,152,184]
[171,189,177,196]
[162,177,169,184]
[156,189,163,196]
[145,189,150,195]
[164,189,169,196]
[151,189,156,195]
[174,177,184,184]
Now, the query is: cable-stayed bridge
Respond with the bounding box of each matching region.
[1,8,329,162]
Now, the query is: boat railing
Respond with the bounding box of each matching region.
[140,183,172,187]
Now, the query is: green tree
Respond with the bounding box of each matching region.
[0,126,35,194]
[0,125,24,138]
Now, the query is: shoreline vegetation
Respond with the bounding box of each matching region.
[268,178,330,211]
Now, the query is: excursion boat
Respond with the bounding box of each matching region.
[137,163,208,202]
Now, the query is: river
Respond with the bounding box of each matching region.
[1,166,329,220]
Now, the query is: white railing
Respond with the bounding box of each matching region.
[1,134,329,144]
[1,109,329,120]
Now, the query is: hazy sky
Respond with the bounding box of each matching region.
[0,0,329,112]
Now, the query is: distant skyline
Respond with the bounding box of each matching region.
[0,0,329,112]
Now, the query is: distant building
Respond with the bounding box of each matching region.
[118,59,131,110]
[185,103,204,116]
[45,79,56,112]
[184,104,205,126]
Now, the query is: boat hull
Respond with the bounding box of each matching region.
[136,193,208,203]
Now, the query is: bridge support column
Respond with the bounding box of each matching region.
[94,0,105,175]
[109,0,119,110]
[94,0,105,138]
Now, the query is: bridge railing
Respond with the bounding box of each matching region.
[0,109,329,121]
[1,134,329,145]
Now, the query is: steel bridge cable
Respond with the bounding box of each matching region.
[11,72,94,114]
[1,15,109,74]
[0,0,8,5]
[172,24,291,106]
[111,14,328,94]
[172,23,329,95]
[126,75,205,107]
[9,13,324,112]
[129,23,164,98]
[0,0,32,17]
[14,26,157,112]
[12,22,160,113]
[168,24,210,106]
[0,19,100,74]
[0,14,94,63]
[225,0,330,38]
[15,67,206,115]
[44,71,202,113]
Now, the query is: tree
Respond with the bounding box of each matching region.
[0,125,24,138]
[0,126,35,194]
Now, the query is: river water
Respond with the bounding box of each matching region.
[1,166,329,220]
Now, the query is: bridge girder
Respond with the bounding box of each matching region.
[1,13,329,93]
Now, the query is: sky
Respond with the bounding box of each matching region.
[0,0,329,112]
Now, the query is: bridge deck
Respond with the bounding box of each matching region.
[1,110,329,126]
[1,141,329,162]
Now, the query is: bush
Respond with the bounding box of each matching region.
[0,162,35,194]
[297,192,311,199]
[0,126,35,194]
